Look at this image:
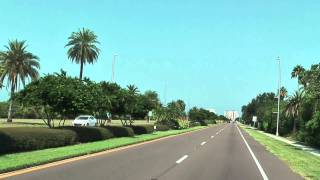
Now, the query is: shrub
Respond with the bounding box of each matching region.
[190,121,201,127]
[155,124,170,131]
[177,119,190,129]
[204,119,216,125]
[130,125,154,135]
[198,120,208,126]
[102,126,134,137]
[156,119,179,129]
[157,119,190,129]
[0,127,77,154]
[60,126,114,143]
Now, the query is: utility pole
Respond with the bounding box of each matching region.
[164,82,167,105]
[111,54,118,82]
[276,56,281,136]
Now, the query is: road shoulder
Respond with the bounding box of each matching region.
[241,125,319,179]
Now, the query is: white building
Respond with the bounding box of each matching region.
[224,111,239,121]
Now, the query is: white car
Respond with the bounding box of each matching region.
[73,115,97,127]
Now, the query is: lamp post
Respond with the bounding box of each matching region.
[276,56,281,136]
[111,54,118,82]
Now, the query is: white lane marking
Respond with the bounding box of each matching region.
[176,155,189,164]
[201,141,207,146]
[236,125,269,180]
[211,136,214,139]
[216,132,219,135]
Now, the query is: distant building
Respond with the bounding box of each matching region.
[224,111,239,121]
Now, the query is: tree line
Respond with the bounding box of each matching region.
[0,28,224,128]
[241,64,320,147]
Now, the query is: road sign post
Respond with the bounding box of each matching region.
[148,111,153,123]
[252,116,257,127]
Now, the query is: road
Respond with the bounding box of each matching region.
[4,123,302,180]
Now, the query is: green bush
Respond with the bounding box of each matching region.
[198,120,208,126]
[190,121,201,127]
[60,126,114,143]
[156,119,179,129]
[130,125,154,135]
[158,119,191,129]
[177,119,190,129]
[102,126,134,137]
[204,119,216,125]
[155,124,170,131]
[0,127,77,154]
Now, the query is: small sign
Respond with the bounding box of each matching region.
[148,111,153,117]
[252,116,257,122]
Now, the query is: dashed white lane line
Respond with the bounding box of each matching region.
[176,155,189,164]
[236,125,269,180]
[210,136,214,139]
[200,141,207,146]
[216,132,219,135]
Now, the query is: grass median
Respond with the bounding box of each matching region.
[243,127,320,180]
[0,126,206,174]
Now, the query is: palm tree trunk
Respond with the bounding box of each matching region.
[293,118,297,134]
[7,87,14,123]
[79,60,84,80]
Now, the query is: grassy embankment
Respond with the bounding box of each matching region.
[243,126,320,180]
[0,126,206,174]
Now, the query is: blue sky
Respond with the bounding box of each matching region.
[0,0,320,115]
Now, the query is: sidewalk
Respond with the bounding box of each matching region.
[247,126,320,157]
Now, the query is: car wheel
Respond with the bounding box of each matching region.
[87,123,89,126]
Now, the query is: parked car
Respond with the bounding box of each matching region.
[73,115,97,126]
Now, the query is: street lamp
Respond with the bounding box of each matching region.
[276,56,281,136]
[111,54,118,82]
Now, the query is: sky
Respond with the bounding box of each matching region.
[1,0,320,115]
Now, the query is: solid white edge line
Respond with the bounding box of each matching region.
[236,125,269,180]
[201,141,207,146]
[176,155,189,164]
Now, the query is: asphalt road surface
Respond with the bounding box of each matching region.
[5,123,302,180]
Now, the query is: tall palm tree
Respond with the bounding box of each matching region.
[291,65,305,87]
[285,90,304,133]
[65,28,100,80]
[0,62,4,89]
[0,40,40,122]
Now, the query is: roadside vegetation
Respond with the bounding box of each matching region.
[0,28,228,168]
[241,64,320,147]
[244,127,320,179]
[0,126,206,174]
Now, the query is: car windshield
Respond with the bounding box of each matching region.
[77,117,89,120]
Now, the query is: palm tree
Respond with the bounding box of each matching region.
[0,40,40,122]
[127,84,139,94]
[0,62,4,89]
[65,28,100,80]
[291,65,305,87]
[285,90,304,133]
[280,87,288,100]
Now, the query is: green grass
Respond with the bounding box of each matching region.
[243,127,320,180]
[0,126,206,174]
[0,119,154,128]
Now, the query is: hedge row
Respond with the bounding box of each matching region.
[155,125,170,131]
[0,127,77,154]
[0,125,161,154]
[129,125,155,135]
[59,126,114,143]
[102,126,134,137]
